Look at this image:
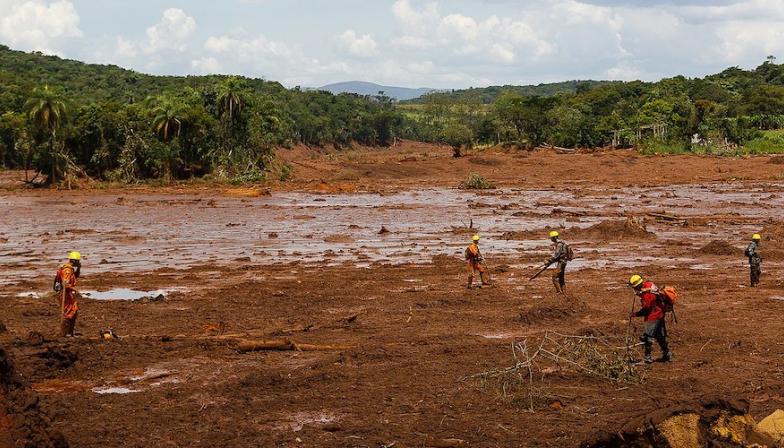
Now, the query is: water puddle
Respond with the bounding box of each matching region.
[92,386,138,395]
[16,292,42,299]
[82,289,171,301]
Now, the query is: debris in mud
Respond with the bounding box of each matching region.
[27,331,46,346]
[0,347,70,447]
[698,240,741,256]
[0,321,6,333]
[577,217,655,240]
[582,397,779,448]
[466,332,642,412]
[378,226,390,235]
[133,293,166,303]
[767,155,784,165]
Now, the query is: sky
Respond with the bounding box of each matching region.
[1,0,783,89]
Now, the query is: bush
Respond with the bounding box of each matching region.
[278,163,293,181]
[459,173,495,190]
[231,167,266,185]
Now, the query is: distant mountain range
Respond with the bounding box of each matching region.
[316,81,436,101]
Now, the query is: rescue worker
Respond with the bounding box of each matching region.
[745,233,762,287]
[629,275,671,364]
[546,231,570,294]
[465,235,491,289]
[54,251,81,337]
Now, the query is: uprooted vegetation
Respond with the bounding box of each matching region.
[459,174,495,190]
[464,332,643,412]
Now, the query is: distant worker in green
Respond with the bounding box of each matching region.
[545,231,573,294]
[745,233,762,287]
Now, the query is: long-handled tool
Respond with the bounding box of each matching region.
[625,293,637,361]
[529,261,555,281]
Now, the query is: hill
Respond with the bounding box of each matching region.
[408,80,617,104]
[317,81,435,101]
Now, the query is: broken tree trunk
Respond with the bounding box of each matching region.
[235,339,351,353]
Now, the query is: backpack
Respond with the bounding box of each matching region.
[564,243,575,262]
[658,286,678,312]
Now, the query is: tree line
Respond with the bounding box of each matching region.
[2,44,784,184]
[408,56,784,154]
[0,45,400,183]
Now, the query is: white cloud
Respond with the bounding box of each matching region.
[144,8,196,54]
[191,56,222,74]
[336,30,378,58]
[0,0,81,54]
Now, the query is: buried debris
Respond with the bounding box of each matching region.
[582,397,781,447]
[235,339,352,353]
[698,240,741,256]
[464,332,642,412]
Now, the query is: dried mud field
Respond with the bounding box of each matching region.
[4,146,784,447]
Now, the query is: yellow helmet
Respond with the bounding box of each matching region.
[629,275,643,288]
[472,234,480,242]
[549,231,560,239]
[752,234,762,241]
[68,251,81,261]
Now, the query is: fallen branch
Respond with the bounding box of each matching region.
[235,339,351,353]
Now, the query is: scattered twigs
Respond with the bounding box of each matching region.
[463,332,644,411]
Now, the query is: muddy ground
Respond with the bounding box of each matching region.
[3,145,784,447]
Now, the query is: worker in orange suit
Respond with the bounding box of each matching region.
[465,235,492,289]
[53,251,81,337]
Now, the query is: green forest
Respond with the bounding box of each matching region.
[1,44,784,184]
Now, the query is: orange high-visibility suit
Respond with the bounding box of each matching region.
[55,262,79,336]
[465,243,491,288]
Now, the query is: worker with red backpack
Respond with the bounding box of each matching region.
[629,275,674,364]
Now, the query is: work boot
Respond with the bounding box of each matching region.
[658,352,672,363]
[644,355,654,364]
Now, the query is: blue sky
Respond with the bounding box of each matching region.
[1,0,784,88]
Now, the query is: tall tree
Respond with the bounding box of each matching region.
[24,85,66,184]
[149,95,186,142]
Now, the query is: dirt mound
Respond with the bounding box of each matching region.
[583,397,776,447]
[36,347,78,370]
[576,217,655,241]
[698,240,741,256]
[0,347,69,448]
[517,298,585,325]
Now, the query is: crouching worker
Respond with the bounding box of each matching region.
[465,234,491,289]
[629,275,672,364]
[54,251,81,337]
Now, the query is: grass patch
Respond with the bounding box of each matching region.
[459,173,495,190]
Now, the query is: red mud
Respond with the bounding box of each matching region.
[3,145,784,447]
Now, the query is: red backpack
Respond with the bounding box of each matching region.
[658,286,678,313]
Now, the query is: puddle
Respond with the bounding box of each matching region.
[82,289,171,301]
[16,292,42,299]
[92,386,139,395]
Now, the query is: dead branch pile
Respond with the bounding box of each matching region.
[463,332,644,411]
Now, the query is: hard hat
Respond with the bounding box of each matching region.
[67,251,81,261]
[629,275,643,288]
[752,234,762,241]
[472,235,480,242]
[549,231,560,239]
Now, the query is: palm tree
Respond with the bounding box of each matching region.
[149,95,186,142]
[216,77,244,122]
[25,85,66,184]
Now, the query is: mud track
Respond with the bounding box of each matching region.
[3,145,784,447]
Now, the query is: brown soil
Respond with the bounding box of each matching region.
[699,240,741,256]
[575,217,655,241]
[3,145,784,447]
[0,348,68,448]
